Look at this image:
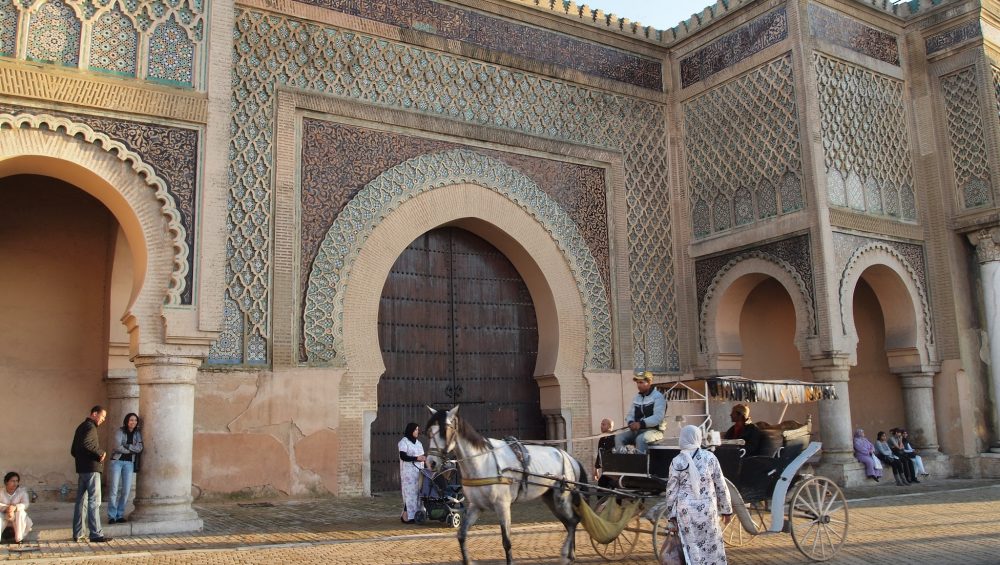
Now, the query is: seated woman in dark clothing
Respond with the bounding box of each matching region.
[875,431,913,486]
[723,404,762,456]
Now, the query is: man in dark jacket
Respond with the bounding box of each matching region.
[723,404,762,456]
[71,406,112,543]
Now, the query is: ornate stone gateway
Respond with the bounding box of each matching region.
[371,227,545,492]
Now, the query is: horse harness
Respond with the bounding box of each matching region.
[434,421,532,492]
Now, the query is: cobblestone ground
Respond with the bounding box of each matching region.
[3,479,998,564]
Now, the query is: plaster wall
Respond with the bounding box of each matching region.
[192,367,345,498]
[848,280,906,436]
[0,175,113,489]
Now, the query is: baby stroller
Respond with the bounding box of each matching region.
[415,464,464,528]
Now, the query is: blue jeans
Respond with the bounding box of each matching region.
[72,472,103,540]
[615,428,664,454]
[108,459,134,520]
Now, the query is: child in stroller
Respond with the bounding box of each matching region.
[416,464,465,528]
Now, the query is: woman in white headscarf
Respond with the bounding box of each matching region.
[664,425,733,565]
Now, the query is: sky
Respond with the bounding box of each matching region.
[587,1,716,30]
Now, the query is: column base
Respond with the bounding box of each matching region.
[129,517,204,536]
[815,453,866,487]
[130,495,202,533]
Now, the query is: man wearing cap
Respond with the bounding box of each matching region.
[615,371,667,453]
[723,403,762,456]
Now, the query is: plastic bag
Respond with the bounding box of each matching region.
[659,530,686,565]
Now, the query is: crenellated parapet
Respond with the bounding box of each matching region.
[504,0,964,47]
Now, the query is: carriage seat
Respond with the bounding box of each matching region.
[727,418,812,504]
[754,418,811,463]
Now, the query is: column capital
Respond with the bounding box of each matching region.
[808,352,854,382]
[899,371,935,389]
[967,227,1000,263]
[133,355,202,386]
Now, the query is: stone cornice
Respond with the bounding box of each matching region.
[0,62,207,124]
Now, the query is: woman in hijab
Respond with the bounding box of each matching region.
[664,425,733,565]
[852,428,882,481]
[398,422,426,524]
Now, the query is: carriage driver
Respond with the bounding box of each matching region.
[615,371,667,453]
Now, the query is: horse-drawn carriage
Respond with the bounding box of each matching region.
[591,377,848,562]
[424,376,847,565]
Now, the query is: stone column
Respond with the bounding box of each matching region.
[811,360,855,464]
[811,356,863,485]
[968,228,1000,452]
[105,369,139,438]
[128,355,202,532]
[898,371,943,456]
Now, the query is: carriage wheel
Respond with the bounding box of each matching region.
[788,476,848,561]
[650,504,673,560]
[722,502,764,547]
[589,500,640,561]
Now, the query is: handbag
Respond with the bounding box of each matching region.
[659,530,686,565]
[871,454,883,470]
[133,453,142,473]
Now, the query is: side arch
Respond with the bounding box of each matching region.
[303,149,612,370]
[700,252,817,370]
[839,242,935,368]
[0,116,188,347]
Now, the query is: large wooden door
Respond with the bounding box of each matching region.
[371,227,544,492]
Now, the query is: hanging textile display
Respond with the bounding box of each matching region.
[704,377,838,404]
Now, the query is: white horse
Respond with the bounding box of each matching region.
[425,406,587,565]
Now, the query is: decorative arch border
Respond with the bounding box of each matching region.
[699,251,817,361]
[838,241,934,362]
[303,149,612,369]
[0,113,189,304]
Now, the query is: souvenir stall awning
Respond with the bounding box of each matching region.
[703,377,838,404]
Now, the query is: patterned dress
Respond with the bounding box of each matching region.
[664,449,732,565]
[398,436,425,521]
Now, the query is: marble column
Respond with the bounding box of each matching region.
[968,228,1000,452]
[811,359,857,467]
[898,371,942,456]
[128,355,202,531]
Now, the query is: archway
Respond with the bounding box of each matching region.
[702,268,814,433]
[0,121,207,527]
[848,278,906,436]
[700,254,816,373]
[329,182,592,494]
[0,175,121,491]
[370,226,545,491]
[838,244,941,460]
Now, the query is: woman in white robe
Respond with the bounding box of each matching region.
[398,422,426,523]
[664,425,733,565]
[1,472,32,544]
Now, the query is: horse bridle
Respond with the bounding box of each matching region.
[426,421,455,466]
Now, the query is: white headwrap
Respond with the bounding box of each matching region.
[676,425,703,489]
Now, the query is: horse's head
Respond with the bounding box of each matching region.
[425,405,459,470]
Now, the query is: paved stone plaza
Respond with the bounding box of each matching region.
[3,479,997,564]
